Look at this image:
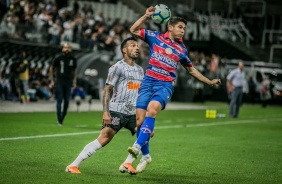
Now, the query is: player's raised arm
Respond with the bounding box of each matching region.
[184,65,221,86]
[130,6,155,37]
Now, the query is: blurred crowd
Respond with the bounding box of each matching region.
[0,0,134,60]
[0,0,277,105]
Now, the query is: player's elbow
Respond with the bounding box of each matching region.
[129,27,139,37]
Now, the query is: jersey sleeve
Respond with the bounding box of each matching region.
[105,64,122,87]
[140,28,159,46]
[180,50,193,67]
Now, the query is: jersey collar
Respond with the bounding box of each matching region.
[163,32,183,43]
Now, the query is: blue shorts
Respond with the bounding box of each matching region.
[136,77,174,110]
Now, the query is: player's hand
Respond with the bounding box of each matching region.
[145,6,155,18]
[210,79,221,87]
[102,111,111,126]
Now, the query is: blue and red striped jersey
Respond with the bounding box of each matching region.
[140,28,192,82]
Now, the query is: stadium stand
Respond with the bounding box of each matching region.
[0,0,281,104]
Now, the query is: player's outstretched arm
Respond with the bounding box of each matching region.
[130,6,155,37]
[185,66,221,86]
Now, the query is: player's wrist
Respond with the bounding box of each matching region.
[143,14,151,19]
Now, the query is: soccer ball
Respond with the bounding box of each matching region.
[151,4,171,24]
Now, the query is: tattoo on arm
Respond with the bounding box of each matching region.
[102,84,114,112]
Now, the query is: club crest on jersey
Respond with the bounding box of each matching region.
[165,48,173,54]
[111,117,120,125]
[141,127,152,134]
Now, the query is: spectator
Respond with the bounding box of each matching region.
[260,76,271,108]
[18,50,29,103]
[227,61,245,118]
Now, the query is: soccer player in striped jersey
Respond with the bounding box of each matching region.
[127,7,222,167]
[66,37,150,175]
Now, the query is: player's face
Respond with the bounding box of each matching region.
[62,44,72,53]
[125,40,139,59]
[170,22,186,41]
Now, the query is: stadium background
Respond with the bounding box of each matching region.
[0,0,282,104]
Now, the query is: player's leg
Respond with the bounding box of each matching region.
[119,114,139,175]
[61,84,71,123]
[55,83,63,125]
[128,101,161,158]
[128,83,173,158]
[136,143,152,173]
[66,127,116,174]
[66,111,123,174]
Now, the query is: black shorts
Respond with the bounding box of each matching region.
[102,111,136,135]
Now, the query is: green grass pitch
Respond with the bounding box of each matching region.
[0,102,282,184]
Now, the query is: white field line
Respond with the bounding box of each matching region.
[0,118,281,141]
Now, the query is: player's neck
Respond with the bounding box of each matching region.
[168,32,179,42]
[124,58,135,66]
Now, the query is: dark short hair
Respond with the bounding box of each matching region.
[120,37,138,54]
[168,16,187,26]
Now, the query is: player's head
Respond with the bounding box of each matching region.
[167,16,187,41]
[120,37,139,59]
[62,43,72,54]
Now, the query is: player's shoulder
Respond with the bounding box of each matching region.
[109,60,123,70]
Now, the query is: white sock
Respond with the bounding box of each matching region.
[70,139,102,167]
[124,154,135,163]
[142,154,150,158]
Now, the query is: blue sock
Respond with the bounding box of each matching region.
[141,142,149,155]
[136,129,140,137]
[136,117,155,147]
[136,129,150,155]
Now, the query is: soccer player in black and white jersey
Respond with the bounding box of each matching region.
[66,37,152,175]
[50,43,77,126]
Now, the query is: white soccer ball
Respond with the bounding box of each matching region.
[151,4,171,24]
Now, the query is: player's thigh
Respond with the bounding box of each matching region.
[152,84,173,110]
[124,114,137,136]
[102,111,125,133]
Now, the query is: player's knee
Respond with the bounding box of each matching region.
[146,108,158,117]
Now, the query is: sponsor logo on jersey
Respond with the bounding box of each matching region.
[151,52,177,68]
[127,81,140,90]
[111,117,120,125]
[151,66,170,75]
